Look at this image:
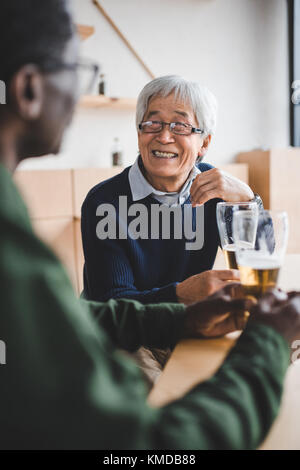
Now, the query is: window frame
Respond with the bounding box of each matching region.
[288,0,300,146]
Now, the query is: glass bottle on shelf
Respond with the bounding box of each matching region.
[111,138,123,167]
[98,74,106,95]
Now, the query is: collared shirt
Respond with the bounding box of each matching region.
[128,156,201,206]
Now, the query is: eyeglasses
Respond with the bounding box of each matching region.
[42,58,100,96]
[139,120,204,136]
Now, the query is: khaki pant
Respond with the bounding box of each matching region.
[131,347,171,390]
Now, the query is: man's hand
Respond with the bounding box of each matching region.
[176,269,240,305]
[190,168,254,206]
[183,283,254,339]
[248,289,300,345]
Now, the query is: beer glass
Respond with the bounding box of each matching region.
[216,202,259,269]
[232,210,289,298]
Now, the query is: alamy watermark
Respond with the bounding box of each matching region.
[291,340,300,364]
[0,79,6,105]
[95,196,204,250]
[291,80,300,105]
[0,340,6,365]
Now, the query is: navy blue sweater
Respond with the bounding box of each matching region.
[81,162,221,304]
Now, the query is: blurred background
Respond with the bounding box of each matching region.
[18,0,289,170]
[15,0,300,295]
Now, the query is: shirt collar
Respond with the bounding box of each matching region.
[128,156,201,206]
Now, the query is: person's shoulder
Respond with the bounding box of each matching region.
[197,161,215,172]
[82,166,131,211]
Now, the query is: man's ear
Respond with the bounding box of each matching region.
[9,65,44,120]
[198,134,212,158]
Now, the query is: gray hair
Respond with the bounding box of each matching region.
[136,75,218,135]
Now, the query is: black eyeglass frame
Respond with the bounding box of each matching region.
[138,120,204,136]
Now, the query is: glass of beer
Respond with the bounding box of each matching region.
[216,202,259,269]
[232,210,289,298]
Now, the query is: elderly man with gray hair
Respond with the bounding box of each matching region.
[82,75,260,308]
[81,75,262,381]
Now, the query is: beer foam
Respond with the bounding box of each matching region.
[223,244,235,252]
[237,254,281,270]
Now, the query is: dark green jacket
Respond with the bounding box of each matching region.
[0,163,289,450]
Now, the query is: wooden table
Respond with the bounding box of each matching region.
[148,334,300,449]
[148,253,300,450]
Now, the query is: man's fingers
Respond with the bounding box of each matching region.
[234,311,249,331]
[218,282,244,297]
[251,288,288,315]
[214,270,240,281]
[287,290,300,299]
[203,296,254,316]
[226,297,255,312]
[190,171,215,197]
[222,282,245,298]
[279,295,300,318]
[190,179,215,197]
[191,188,221,206]
[202,312,248,337]
[216,311,249,334]
[191,183,217,204]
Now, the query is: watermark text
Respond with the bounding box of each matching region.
[0,80,6,104]
[0,340,6,365]
[292,80,300,105]
[292,340,300,364]
[95,196,204,250]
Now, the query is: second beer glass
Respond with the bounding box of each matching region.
[232,210,289,298]
[216,202,259,269]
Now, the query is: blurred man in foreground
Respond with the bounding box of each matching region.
[0,0,299,450]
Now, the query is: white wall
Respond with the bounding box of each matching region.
[19,0,290,170]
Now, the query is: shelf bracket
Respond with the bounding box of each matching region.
[92,0,155,80]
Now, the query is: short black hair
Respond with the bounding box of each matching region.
[0,0,74,84]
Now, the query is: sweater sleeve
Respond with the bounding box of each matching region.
[80,298,186,352]
[81,195,179,304]
[152,323,289,449]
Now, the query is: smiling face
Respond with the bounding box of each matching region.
[138,92,211,192]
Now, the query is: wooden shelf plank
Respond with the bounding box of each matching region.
[77,24,95,41]
[79,95,137,110]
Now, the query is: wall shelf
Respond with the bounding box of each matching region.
[77,24,95,41]
[79,95,137,110]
